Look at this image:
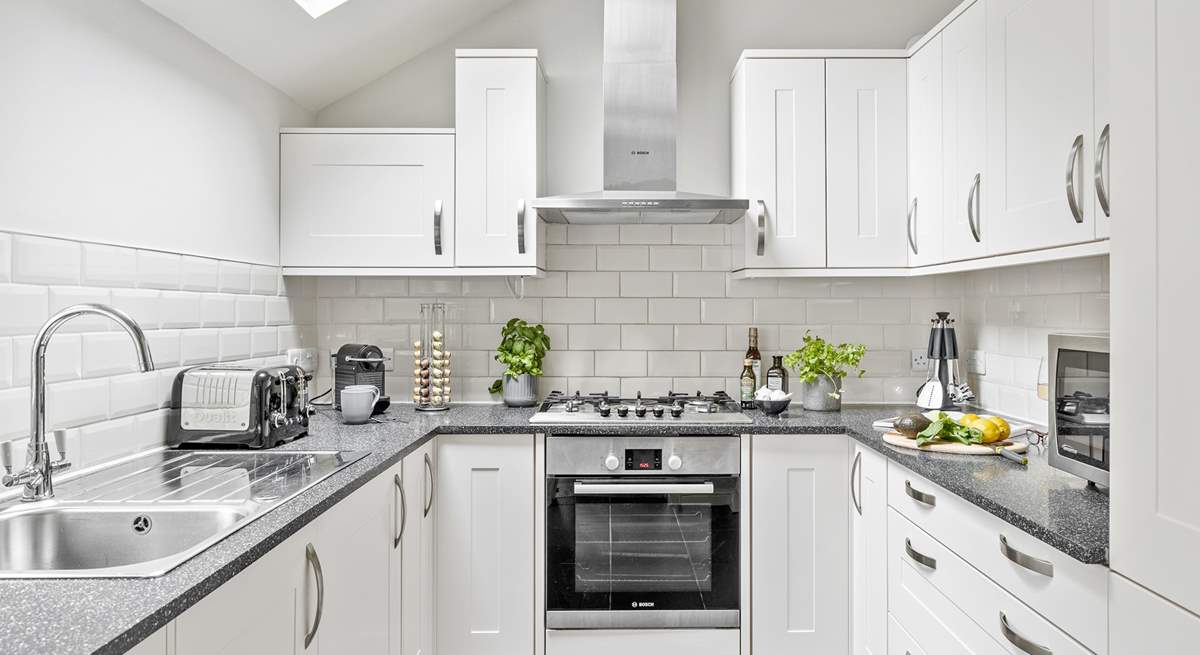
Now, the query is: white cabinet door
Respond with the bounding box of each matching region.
[1111,573,1200,654]
[176,527,309,655]
[127,626,172,655]
[399,441,437,655]
[907,36,944,266]
[732,58,826,270]
[1092,0,1112,238]
[436,434,535,655]
[986,0,1097,254]
[851,446,887,655]
[751,434,849,653]
[280,131,455,269]
[1111,0,1200,617]
[941,0,988,261]
[455,53,545,269]
[826,59,909,268]
[387,460,406,655]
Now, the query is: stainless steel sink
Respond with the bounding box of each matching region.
[0,449,367,578]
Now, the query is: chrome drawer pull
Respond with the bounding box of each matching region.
[904,480,935,507]
[905,538,937,570]
[1000,612,1052,655]
[517,199,527,254]
[304,543,325,649]
[755,200,766,256]
[433,200,444,255]
[999,534,1054,577]
[906,197,918,255]
[850,451,862,516]
[423,452,434,517]
[967,173,981,242]
[394,473,406,549]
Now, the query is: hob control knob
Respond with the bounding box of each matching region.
[634,405,647,418]
[667,454,682,471]
[617,406,629,418]
[604,454,621,471]
[652,406,665,418]
[598,403,611,417]
[670,404,683,418]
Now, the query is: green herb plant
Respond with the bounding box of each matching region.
[781,331,867,399]
[915,412,983,447]
[488,318,551,394]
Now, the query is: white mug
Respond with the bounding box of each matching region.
[341,385,380,425]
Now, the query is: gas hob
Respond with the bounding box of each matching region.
[528,390,753,425]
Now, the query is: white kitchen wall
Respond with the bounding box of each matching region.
[309,229,1108,424]
[0,230,316,471]
[0,1,312,265]
[314,0,960,197]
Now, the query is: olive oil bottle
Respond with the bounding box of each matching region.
[740,358,757,408]
[766,355,788,392]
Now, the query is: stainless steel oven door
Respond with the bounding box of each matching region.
[545,475,740,629]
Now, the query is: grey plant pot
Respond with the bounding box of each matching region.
[801,375,843,411]
[502,374,538,407]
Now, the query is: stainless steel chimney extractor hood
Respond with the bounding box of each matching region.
[532,0,748,224]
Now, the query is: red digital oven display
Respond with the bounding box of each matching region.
[624,449,662,471]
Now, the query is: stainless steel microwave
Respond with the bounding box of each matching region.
[1047,333,1110,486]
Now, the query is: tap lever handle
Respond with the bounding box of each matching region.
[53,429,67,463]
[0,441,11,474]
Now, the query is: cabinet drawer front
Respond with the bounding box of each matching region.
[889,613,929,655]
[886,464,1106,653]
[889,509,1093,655]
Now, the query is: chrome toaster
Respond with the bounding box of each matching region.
[169,365,314,449]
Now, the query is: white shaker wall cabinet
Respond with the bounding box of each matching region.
[436,434,535,655]
[826,59,909,268]
[731,56,827,271]
[985,0,1097,254]
[850,445,888,655]
[751,434,849,654]
[454,50,546,271]
[280,129,455,272]
[396,442,437,655]
[906,35,944,266]
[1111,0,1200,618]
[940,0,989,262]
[1092,0,1112,239]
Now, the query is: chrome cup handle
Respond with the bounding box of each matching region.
[906,197,918,255]
[968,173,982,243]
[1094,124,1111,218]
[394,473,406,549]
[755,200,766,256]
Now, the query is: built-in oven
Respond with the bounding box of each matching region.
[545,435,741,630]
[1048,333,1110,487]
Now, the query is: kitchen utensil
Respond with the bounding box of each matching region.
[881,431,1029,457]
[915,312,973,410]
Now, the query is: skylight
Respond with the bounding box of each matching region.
[293,0,351,19]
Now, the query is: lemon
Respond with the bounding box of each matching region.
[982,416,1011,440]
[959,413,980,425]
[974,419,1002,443]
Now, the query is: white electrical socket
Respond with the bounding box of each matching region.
[966,350,987,375]
[911,349,929,371]
[380,347,395,372]
[287,348,319,374]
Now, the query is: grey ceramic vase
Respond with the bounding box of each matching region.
[801,375,843,411]
[502,374,538,407]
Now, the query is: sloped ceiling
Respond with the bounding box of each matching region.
[140,0,514,111]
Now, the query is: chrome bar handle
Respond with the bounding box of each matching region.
[999,534,1054,577]
[850,451,862,516]
[904,479,936,507]
[755,200,766,256]
[1065,135,1085,224]
[905,538,937,570]
[968,173,982,243]
[573,481,716,495]
[906,197,918,255]
[433,199,444,255]
[517,199,527,255]
[423,452,433,517]
[1000,612,1053,655]
[394,473,406,549]
[1095,124,1111,217]
[304,543,325,649]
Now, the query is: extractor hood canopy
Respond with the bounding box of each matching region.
[532,0,748,224]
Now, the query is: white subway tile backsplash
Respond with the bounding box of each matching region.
[0,387,30,440]
[701,246,731,272]
[621,325,673,350]
[620,377,674,398]
[544,298,595,324]
[251,266,279,295]
[219,329,251,361]
[236,297,267,326]
[620,272,673,297]
[700,351,745,377]
[619,225,671,245]
[568,272,620,297]
[1081,293,1109,328]
[82,333,141,378]
[180,256,220,292]
[266,297,292,325]
[569,325,621,350]
[647,351,699,377]
[78,416,138,467]
[754,299,808,324]
[13,334,80,385]
[547,246,597,271]
[597,246,649,271]
[45,378,109,431]
[218,261,252,294]
[649,298,700,324]
[777,278,832,298]
[649,246,701,271]
[12,235,81,285]
[159,291,203,328]
[180,329,220,365]
[673,272,726,297]
[673,325,726,350]
[567,225,620,245]
[595,351,647,377]
[109,372,162,419]
[409,277,462,297]
[136,250,181,290]
[48,287,113,332]
[0,233,10,283]
[858,298,910,324]
[596,299,647,324]
[832,325,885,350]
[146,330,181,368]
[831,279,882,298]
[110,288,161,329]
[779,324,830,346]
[806,299,857,323]
[726,276,778,298]
[82,244,137,288]
[250,327,278,357]
[545,224,567,244]
[544,350,595,377]
[491,298,542,323]
[200,294,237,327]
[700,299,753,324]
[0,339,10,389]
[671,225,726,245]
[0,284,49,336]
[331,298,383,323]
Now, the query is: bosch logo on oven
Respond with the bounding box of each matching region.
[632,601,655,608]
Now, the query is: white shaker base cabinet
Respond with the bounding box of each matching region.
[750,434,849,654]
[1111,0,1200,618]
[1111,573,1200,654]
[985,0,1097,254]
[280,129,455,270]
[825,59,908,268]
[850,445,887,655]
[393,441,436,655]
[436,434,535,655]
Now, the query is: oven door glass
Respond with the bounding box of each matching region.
[546,476,739,616]
[1054,348,1110,471]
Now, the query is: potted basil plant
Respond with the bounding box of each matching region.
[488,318,551,407]
[782,331,867,411]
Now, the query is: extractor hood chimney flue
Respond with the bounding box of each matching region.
[532,0,748,224]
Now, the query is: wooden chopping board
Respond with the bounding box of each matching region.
[882,431,1028,455]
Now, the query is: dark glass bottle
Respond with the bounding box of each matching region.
[745,327,762,385]
[740,358,757,408]
[766,355,788,392]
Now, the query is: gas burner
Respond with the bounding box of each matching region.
[531,389,751,425]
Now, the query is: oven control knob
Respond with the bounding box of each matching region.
[616,406,629,418]
[667,454,682,471]
[652,406,664,418]
[670,404,684,418]
[604,454,621,471]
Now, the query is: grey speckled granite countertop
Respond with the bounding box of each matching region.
[0,403,1108,655]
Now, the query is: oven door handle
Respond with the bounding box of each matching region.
[572,481,715,496]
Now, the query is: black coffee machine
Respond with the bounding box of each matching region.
[333,343,389,414]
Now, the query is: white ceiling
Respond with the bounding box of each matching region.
[141,0,514,111]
